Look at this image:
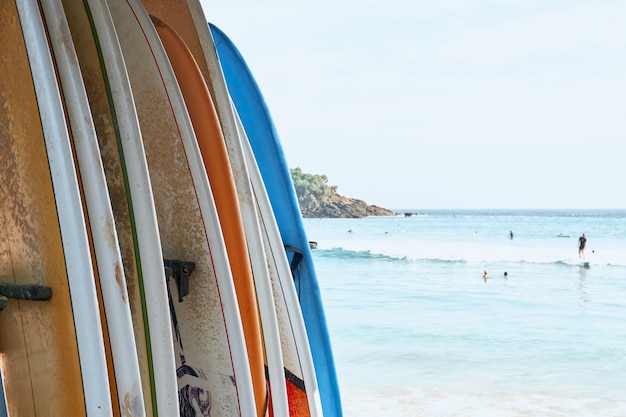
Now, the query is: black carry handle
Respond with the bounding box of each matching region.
[0,283,52,312]
[164,259,196,302]
[0,283,52,301]
[284,245,304,276]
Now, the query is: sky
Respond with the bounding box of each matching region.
[200,0,626,210]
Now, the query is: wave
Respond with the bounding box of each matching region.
[313,247,626,268]
[314,247,411,263]
[392,208,626,219]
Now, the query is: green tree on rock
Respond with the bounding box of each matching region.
[290,167,338,215]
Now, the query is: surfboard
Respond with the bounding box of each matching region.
[212,85,290,417]
[105,1,256,416]
[60,0,179,415]
[236,109,324,417]
[209,23,344,417]
[45,14,124,413]
[140,7,293,416]
[39,0,147,415]
[221,102,294,417]
[150,15,274,417]
[146,12,290,417]
[1,1,113,416]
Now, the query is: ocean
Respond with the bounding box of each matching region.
[304,209,626,417]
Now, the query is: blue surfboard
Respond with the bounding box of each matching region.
[210,23,343,417]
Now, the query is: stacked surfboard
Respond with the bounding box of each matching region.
[0,1,342,417]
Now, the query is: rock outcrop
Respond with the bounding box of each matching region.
[302,193,394,218]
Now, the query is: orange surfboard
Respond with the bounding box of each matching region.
[153,16,269,417]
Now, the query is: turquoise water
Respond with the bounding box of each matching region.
[305,210,626,416]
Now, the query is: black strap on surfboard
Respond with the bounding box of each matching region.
[0,283,52,302]
[284,245,304,301]
[284,245,304,276]
[0,283,52,312]
[163,259,196,302]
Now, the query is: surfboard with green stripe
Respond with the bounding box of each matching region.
[60,0,179,416]
[106,1,257,416]
[39,0,147,415]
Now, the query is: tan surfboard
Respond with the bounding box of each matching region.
[0,1,113,416]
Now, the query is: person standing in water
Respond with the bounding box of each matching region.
[578,233,587,258]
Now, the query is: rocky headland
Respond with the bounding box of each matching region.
[290,167,394,218]
[301,193,394,218]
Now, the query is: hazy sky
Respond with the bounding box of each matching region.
[200,0,626,209]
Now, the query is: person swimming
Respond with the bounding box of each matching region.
[578,233,587,258]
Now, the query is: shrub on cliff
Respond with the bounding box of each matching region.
[289,168,394,218]
[290,167,338,215]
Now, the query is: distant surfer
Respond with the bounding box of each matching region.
[483,270,488,282]
[504,271,508,279]
[578,233,587,259]
[509,230,514,240]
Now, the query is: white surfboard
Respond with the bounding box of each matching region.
[230,115,291,417]
[16,0,113,415]
[201,41,290,417]
[62,0,180,415]
[216,79,290,417]
[174,5,290,415]
[39,0,146,415]
[105,1,256,416]
[235,107,324,417]
[140,3,289,415]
